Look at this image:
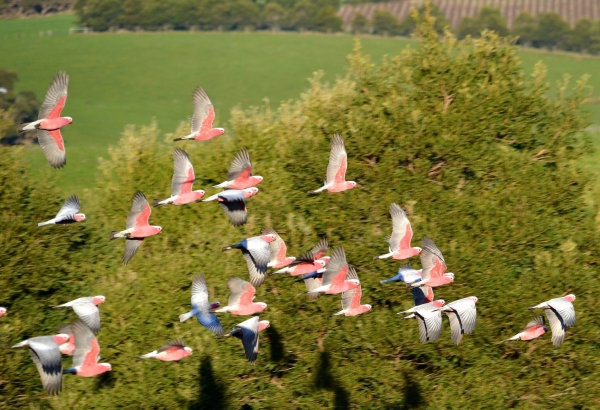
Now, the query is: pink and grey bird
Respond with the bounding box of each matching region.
[12,333,69,395]
[110,191,162,265]
[173,87,224,142]
[63,319,111,377]
[263,228,296,269]
[38,195,85,227]
[399,287,444,343]
[380,264,422,285]
[222,233,276,287]
[309,134,356,194]
[179,274,224,335]
[53,295,105,334]
[374,203,421,261]
[224,316,262,364]
[437,296,478,345]
[56,324,75,356]
[0,307,6,317]
[331,266,372,317]
[213,149,263,190]
[307,247,359,295]
[273,238,328,276]
[139,339,192,362]
[503,316,547,342]
[213,277,267,315]
[203,187,259,227]
[529,294,576,346]
[409,238,454,288]
[18,71,72,168]
[154,149,205,207]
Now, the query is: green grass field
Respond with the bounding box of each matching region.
[2,14,600,192]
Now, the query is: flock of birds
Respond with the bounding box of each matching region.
[4,72,578,396]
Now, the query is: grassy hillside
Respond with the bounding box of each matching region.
[1,14,600,192]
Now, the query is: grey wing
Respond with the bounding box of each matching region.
[191,274,210,309]
[56,323,73,335]
[524,316,545,331]
[190,87,212,133]
[247,238,271,269]
[262,228,283,263]
[227,149,251,181]
[446,311,465,345]
[459,304,477,335]
[242,251,266,288]
[28,338,62,395]
[419,237,445,281]
[227,277,251,307]
[310,237,328,258]
[123,239,143,265]
[341,287,358,310]
[388,203,411,252]
[219,201,247,227]
[39,71,68,119]
[325,134,347,184]
[304,278,323,299]
[72,303,100,334]
[550,300,576,327]
[71,319,96,368]
[545,308,567,347]
[55,195,81,219]
[238,317,259,364]
[416,311,442,343]
[322,247,347,286]
[157,339,185,353]
[126,191,149,229]
[37,129,66,168]
[171,148,194,196]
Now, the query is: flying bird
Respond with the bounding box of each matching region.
[331,266,372,316]
[63,319,111,377]
[173,87,224,142]
[213,277,267,315]
[409,238,454,288]
[273,238,328,276]
[110,191,162,265]
[224,316,261,364]
[179,274,224,335]
[154,149,205,207]
[0,307,6,317]
[12,333,69,395]
[529,294,576,346]
[213,149,263,190]
[399,287,444,343]
[374,203,421,260]
[263,228,296,269]
[295,268,327,299]
[18,71,72,168]
[56,324,75,356]
[139,339,192,362]
[222,233,276,287]
[380,264,422,285]
[437,296,478,345]
[53,295,105,334]
[38,195,85,227]
[203,187,259,227]
[503,316,547,342]
[307,247,359,295]
[308,134,356,194]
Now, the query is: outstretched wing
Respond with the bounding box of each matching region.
[242,251,267,288]
[326,134,347,184]
[236,317,259,364]
[126,191,151,228]
[341,266,360,310]
[322,246,348,287]
[419,237,446,281]
[28,337,62,395]
[411,286,434,306]
[190,87,215,133]
[219,201,247,227]
[123,239,143,265]
[39,71,68,119]
[71,319,99,368]
[227,277,255,307]
[72,302,101,334]
[227,149,252,182]
[415,310,442,343]
[171,148,195,196]
[55,195,81,220]
[157,339,186,353]
[37,129,66,168]
[388,203,413,253]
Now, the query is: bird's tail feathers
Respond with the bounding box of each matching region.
[153,198,170,208]
[373,252,393,260]
[330,310,345,317]
[11,340,29,348]
[173,135,193,142]
[37,220,53,227]
[17,120,42,133]
[202,193,219,202]
[110,230,126,240]
[179,311,195,322]
[139,351,158,359]
[212,181,229,188]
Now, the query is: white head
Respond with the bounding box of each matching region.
[315,259,327,268]
[154,226,163,233]
[99,363,112,372]
[348,279,360,287]
[75,213,86,222]
[243,187,259,197]
[347,181,357,188]
[54,333,70,345]
[445,272,455,281]
[258,302,268,310]
[253,176,264,183]
[261,234,276,243]
[184,347,193,354]
[65,116,73,125]
[467,296,478,303]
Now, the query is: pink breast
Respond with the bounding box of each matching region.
[131,226,160,238]
[40,117,70,130]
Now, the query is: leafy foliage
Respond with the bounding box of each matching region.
[2,13,600,409]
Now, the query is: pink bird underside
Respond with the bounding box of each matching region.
[326,158,350,192]
[77,339,104,377]
[40,116,70,131]
[46,129,65,151]
[178,167,195,195]
[173,191,203,205]
[423,257,451,287]
[60,339,75,355]
[226,167,262,190]
[425,275,453,287]
[231,303,266,316]
[325,266,357,294]
[289,262,324,276]
[344,287,370,316]
[194,107,220,141]
[272,245,294,269]
[392,225,419,259]
[155,347,190,362]
[521,326,546,341]
[130,225,161,239]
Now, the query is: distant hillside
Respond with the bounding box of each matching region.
[339,0,600,29]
